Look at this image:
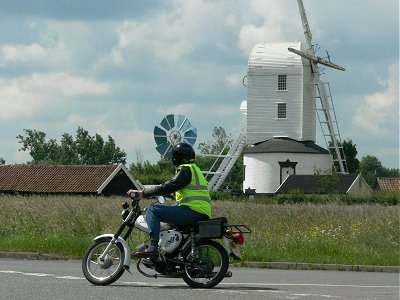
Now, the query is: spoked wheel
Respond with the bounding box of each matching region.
[182,240,229,288]
[82,237,125,285]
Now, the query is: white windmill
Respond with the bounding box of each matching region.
[206,0,347,193]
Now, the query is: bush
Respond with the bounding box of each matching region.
[338,191,399,206]
[277,190,309,204]
[210,191,231,200]
[373,191,400,205]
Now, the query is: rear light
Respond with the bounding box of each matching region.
[232,232,245,245]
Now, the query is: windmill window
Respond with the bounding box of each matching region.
[277,103,287,119]
[278,75,287,91]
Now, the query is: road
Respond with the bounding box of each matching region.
[0,259,398,300]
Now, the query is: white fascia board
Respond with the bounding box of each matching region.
[96,163,142,194]
[346,173,372,194]
[346,173,358,194]
[121,164,144,190]
[275,174,291,194]
[96,163,123,194]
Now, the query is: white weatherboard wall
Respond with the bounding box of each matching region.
[246,42,315,145]
[243,153,332,194]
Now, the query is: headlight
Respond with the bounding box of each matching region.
[121,201,129,209]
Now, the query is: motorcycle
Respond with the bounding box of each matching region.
[82,193,251,289]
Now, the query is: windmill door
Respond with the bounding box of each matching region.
[279,160,298,184]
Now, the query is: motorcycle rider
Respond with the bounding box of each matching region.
[127,142,211,258]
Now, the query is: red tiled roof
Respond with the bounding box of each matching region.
[376,177,400,192]
[0,164,120,193]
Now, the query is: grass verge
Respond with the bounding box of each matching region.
[0,194,398,266]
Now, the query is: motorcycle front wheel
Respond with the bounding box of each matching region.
[182,239,229,288]
[82,237,125,285]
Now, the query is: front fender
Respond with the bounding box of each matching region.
[94,234,131,269]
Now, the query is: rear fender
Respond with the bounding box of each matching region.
[222,236,242,260]
[94,234,131,268]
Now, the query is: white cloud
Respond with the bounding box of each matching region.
[0,80,38,120]
[40,72,110,97]
[238,0,300,55]
[1,43,47,63]
[225,73,243,87]
[67,111,155,164]
[96,18,190,68]
[97,0,246,68]
[0,40,69,69]
[225,15,238,27]
[0,20,108,71]
[0,73,110,120]
[353,63,399,136]
[155,103,196,116]
[155,102,239,119]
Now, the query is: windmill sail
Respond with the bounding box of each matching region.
[291,0,348,174]
[288,47,345,71]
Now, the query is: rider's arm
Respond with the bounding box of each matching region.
[143,165,192,197]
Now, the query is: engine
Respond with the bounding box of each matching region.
[159,230,182,253]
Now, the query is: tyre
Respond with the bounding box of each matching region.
[182,239,229,288]
[82,237,125,285]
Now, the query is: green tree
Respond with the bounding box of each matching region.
[129,158,175,185]
[0,157,5,165]
[17,129,57,162]
[381,167,400,178]
[17,127,126,165]
[342,139,360,173]
[329,138,359,173]
[198,126,232,155]
[197,126,243,189]
[59,133,78,164]
[359,155,400,186]
[359,155,383,187]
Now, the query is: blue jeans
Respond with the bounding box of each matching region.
[145,205,209,241]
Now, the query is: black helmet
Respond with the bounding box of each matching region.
[172,143,195,166]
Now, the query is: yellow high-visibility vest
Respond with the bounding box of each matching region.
[175,163,211,218]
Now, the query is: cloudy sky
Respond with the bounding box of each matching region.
[0,0,398,169]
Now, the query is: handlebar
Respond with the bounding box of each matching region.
[127,192,165,204]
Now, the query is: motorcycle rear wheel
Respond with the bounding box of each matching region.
[182,239,229,288]
[82,237,125,285]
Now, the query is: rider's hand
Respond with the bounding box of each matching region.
[126,189,143,200]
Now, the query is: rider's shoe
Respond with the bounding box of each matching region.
[132,246,159,259]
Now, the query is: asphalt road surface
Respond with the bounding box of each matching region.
[0,259,399,300]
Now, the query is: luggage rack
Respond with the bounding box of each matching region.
[226,224,251,234]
